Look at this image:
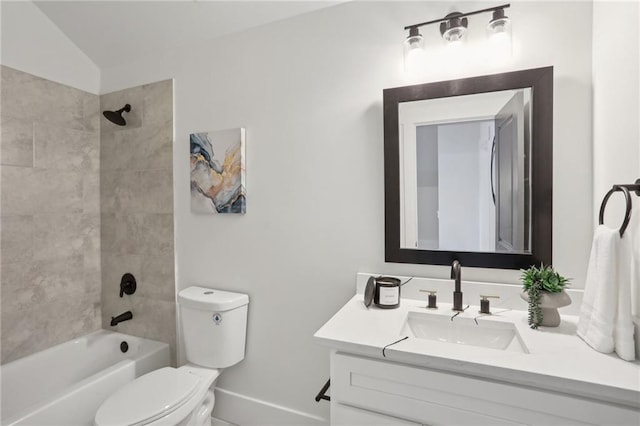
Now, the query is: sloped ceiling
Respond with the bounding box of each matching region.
[34,1,342,69]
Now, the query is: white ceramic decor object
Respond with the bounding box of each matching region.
[520,290,571,327]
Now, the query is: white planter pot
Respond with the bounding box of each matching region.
[520,290,571,327]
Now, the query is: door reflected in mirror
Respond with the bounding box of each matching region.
[399,89,532,254]
[383,67,553,269]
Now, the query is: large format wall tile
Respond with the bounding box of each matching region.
[140,251,176,302]
[1,167,84,215]
[100,79,175,364]
[82,172,100,214]
[101,169,173,215]
[0,115,33,167]
[0,215,34,264]
[140,214,174,255]
[2,256,85,309]
[0,70,174,365]
[0,254,101,363]
[84,251,102,301]
[0,67,101,363]
[82,93,101,133]
[137,169,174,213]
[34,123,99,171]
[32,213,99,261]
[102,213,173,257]
[101,123,172,172]
[100,213,146,255]
[1,66,87,131]
[143,79,173,127]
[100,170,141,214]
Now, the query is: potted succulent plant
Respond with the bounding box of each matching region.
[520,264,571,329]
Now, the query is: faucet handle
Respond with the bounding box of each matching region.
[479,295,500,314]
[420,290,438,309]
[120,273,137,298]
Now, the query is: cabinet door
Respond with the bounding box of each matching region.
[331,353,522,425]
[333,403,422,426]
[331,352,639,426]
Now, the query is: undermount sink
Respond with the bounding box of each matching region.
[401,311,529,353]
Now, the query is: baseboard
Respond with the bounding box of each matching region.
[212,388,328,426]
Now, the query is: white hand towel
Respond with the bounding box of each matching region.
[629,205,640,319]
[578,225,636,361]
[614,234,635,361]
[626,205,640,359]
[578,226,618,353]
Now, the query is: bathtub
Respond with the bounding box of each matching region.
[1,330,170,426]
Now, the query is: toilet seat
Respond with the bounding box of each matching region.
[95,367,204,426]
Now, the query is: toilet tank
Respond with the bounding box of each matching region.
[178,286,249,368]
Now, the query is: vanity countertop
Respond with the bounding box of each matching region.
[314,295,640,409]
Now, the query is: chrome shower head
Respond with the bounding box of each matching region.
[103,104,131,126]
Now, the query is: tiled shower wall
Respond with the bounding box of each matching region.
[0,66,101,363]
[100,80,176,364]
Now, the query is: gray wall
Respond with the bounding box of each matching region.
[0,70,176,366]
[0,65,101,363]
[99,80,176,364]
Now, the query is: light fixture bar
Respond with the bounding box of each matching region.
[404,3,510,31]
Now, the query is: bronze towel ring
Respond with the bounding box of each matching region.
[599,186,632,237]
[598,178,640,237]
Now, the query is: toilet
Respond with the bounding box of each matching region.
[94,287,249,426]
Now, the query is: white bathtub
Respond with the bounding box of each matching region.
[1,330,170,426]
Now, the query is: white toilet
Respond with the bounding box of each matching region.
[94,286,249,426]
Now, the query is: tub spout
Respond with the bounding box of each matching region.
[110,311,133,326]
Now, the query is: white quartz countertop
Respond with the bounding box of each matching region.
[314,294,640,409]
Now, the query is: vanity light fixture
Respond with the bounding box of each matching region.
[403,26,425,71]
[487,7,510,35]
[439,12,468,43]
[404,27,424,54]
[486,7,512,54]
[403,3,511,67]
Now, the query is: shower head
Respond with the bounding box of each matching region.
[103,104,131,126]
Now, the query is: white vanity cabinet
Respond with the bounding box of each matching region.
[330,352,639,426]
[316,292,640,425]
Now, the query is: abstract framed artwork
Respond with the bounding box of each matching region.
[190,128,246,214]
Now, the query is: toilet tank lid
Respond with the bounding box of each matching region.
[179,286,249,311]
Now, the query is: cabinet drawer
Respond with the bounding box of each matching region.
[331,352,639,426]
[333,403,422,426]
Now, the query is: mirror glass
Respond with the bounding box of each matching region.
[399,88,532,254]
[384,67,553,269]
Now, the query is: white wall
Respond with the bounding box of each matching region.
[592,0,640,346]
[592,1,640,222]
[0,1,100,94]
[100,1,595,423]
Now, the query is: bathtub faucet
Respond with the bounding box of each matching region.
[110,311,133,326]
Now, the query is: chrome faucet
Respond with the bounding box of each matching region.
[451,260,463,311]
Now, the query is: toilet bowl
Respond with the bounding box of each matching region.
[94,287,249,426]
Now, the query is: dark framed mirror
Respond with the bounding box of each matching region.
[384,67,553,269]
